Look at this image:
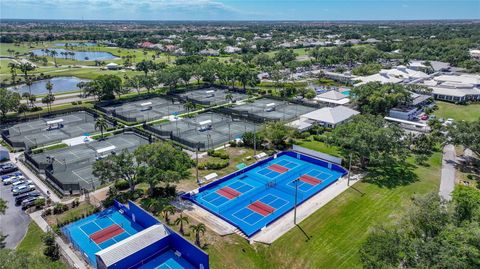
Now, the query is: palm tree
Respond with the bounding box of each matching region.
[183,101,195,113]
[43,81,55,113]
[161,205,175,224]
[50,50,58,66]
[174,213,189,235]
[95,117,108,139]
[8,62,17,83]
[146,199,162,215]
[225,93,234,103]
[190,223,206,247]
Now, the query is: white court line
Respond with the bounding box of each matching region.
[106,216,132,242]
[199,181,257,209]
[78,222,102,249]
[72,168,92,185]
[230,194,290,227]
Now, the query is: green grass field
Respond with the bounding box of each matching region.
[435,101,480,122]
[16,222,68,268]
[204,151,442,269]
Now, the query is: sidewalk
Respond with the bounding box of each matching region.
[439,144,456,201]
[30,210,88,269]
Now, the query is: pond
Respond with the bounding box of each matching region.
[31,48,117,61]
[8,77,91,95]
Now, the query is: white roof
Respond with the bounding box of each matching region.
[301,106,360,125]
[96,145,116,154]
[205,90,215,94]
[198,120,212,126]
[265,103,276,107]
[140,102,152,106]
[355,66,428,86]
[434,74,480,86]
[316,91,348,100]
[106,62,118,67]
[46,119,64,125]
[287,119,314,131]
[431,87,480,97]
[96,224,169,267]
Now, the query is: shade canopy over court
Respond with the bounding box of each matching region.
[2,111,104,149]
[183,151,348,237]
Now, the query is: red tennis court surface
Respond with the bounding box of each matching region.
[89,224,124,244]
[300,175,322,185]
[268,164,289,173]
[248,201,275,216]
[217,187,241,199]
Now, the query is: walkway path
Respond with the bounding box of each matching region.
[439,144,456,201]
[30,210,88,269]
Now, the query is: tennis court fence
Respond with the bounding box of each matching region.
[45,168,81,193]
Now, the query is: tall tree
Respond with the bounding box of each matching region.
[190,223,206,247]
[351,82,412,115]
[0,88,21,120]
[93,149,138,192]
[174,213,189,235]
[94,116,109,139]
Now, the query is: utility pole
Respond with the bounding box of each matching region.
[347,153,352,186]
[196,144,199,185]
[253,124,257,157]
[294,177,299,225]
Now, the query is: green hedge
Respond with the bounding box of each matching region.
[198,159,229,170]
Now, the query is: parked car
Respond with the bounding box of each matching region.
[1,172,22,181]
[11,180,32,189]
[13,184,36,196]
[15,191,41,206]
[3,175,25,185]
[0,163,17,175]
[420,114,429,121]
[21,196,43,209]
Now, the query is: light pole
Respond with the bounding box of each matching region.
[196,143,200,185]
[253,124,257,157]
[347,153,352,186]
[294,177,299,225]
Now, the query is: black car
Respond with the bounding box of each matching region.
[15,191,41,206]
[0,163,18,175]
[21,196,42,209]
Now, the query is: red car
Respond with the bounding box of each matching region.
[420,114,429,121]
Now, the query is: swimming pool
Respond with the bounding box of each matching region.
[183,151,347,237]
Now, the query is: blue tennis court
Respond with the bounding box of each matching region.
[183,151,348,237]
[63,207,144,266]
[138,249,197,269]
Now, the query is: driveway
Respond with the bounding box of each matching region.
[0,179,31,248]
[439,144,456,201]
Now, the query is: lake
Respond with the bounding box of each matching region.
[8,77,91,95]
[31,48,117,61]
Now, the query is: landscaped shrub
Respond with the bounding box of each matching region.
[198,159,229,170]
[207,149,230,159]
[114,180,130,191]
[53,203,69,214]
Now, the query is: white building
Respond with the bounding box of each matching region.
[422,74,480,103]
[224,46,241,54]
[355,66,428,86]
[314,90,350,105]
[105,63,119,70]
[469,49,480,59]
[289,106,360,130]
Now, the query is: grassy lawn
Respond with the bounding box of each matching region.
[296,137,342,157]
[435,101,480,122]
[201,151,442,269]
[17,222,44,256]
[17,222,69,268]
[45,203,96,226]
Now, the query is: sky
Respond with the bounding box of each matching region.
[1,0,479,21]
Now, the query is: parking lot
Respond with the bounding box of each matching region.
[0,168,31,248]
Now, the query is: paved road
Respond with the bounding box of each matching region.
[0,173,31,248]
[439,144,456,201]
